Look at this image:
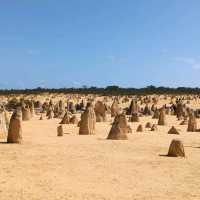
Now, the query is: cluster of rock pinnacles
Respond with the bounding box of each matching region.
[2,96,199,158]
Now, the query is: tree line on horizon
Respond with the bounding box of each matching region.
[0,85,200,95]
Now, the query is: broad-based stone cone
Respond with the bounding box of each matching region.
[136,124,143,132]
[158,107,166,125]
[187,113,197,132]
[70,115,78,124]
[94,101,107,122]
[7,110,22,143]
[22,106,31,121]
[168,139,185,157]
[79,105,96,135]
[111,99,120,117]
[127,99,140,115]
[168,126,180,135]
[145,122,152,128]
[60,112,71,124]
[143,104,151,115]
[107,114,128,140]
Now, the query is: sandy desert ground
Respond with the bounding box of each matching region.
[0,97,200,200]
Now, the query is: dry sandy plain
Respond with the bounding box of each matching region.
[0,97,200,200]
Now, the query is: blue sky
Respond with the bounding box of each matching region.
[1,0,200,89]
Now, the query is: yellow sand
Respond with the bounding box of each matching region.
[0,98,200,199]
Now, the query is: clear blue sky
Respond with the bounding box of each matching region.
[1,0,200,89]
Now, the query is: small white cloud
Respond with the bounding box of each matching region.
[72,81,82,86]
[176,56,200,70]
[192,64,200,70]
